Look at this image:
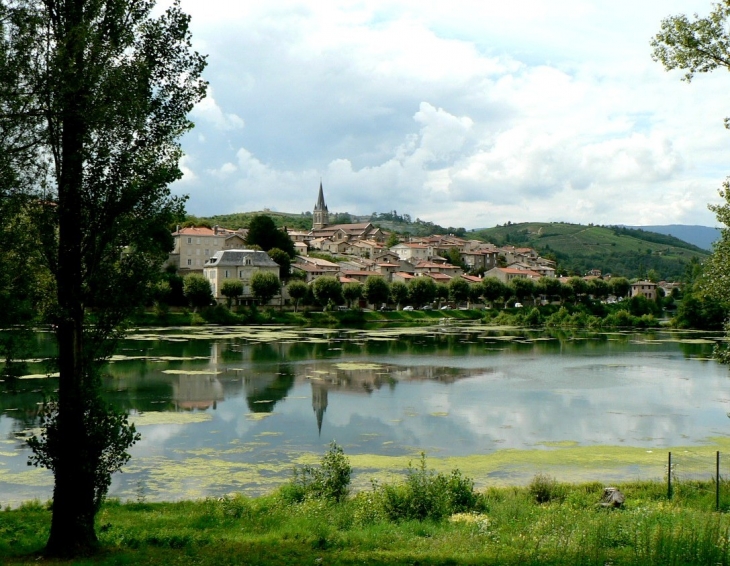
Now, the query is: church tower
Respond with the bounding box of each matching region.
[312,181,329,230]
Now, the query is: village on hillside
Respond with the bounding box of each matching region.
[167,184,676,308]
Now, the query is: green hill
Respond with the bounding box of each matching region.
[469,222,709,280]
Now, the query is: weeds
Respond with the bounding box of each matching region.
[281,441,352,503]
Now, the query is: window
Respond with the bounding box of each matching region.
[196,249,200,255]
[197,238,201,244]
[187,259,192,266]
[239,270,244,278]
[205,249,209,256]
[187,237,192,244]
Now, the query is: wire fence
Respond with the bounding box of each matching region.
[667,450,730,511]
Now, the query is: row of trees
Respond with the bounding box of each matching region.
[271,275,634,312]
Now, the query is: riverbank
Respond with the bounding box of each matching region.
[3,477,729,565]
[131,302,667,330]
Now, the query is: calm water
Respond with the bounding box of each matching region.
[0,324,728,505]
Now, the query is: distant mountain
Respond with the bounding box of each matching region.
[468,222,709,280]
[624,225,721,251]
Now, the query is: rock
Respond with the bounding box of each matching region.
[601,487,625,508]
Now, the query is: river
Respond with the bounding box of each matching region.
[0,324,728,506]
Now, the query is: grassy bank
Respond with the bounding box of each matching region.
[130,306,485,327]
[3,478,729,565]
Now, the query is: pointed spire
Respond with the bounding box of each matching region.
[315,179,327,211]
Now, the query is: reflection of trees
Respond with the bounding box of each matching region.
[245,366,295,413]
[250,343,283,363]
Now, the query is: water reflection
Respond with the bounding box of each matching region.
[0,325,728,505]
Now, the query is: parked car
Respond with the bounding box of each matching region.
[514,302,524,308]
[421,305,433,310]
[403,306,414,311]
[440,305,450,310]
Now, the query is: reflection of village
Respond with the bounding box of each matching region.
[167,341,485,434]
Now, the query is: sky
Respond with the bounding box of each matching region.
[168,0,730,229]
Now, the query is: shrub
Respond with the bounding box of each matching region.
[379,453,485,522]
[528,473,565,504]
[283,441,352,503]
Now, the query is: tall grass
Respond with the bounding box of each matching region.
[3,467,730,565]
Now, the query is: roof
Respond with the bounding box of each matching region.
[173,226,217,236]
[394,272,416,279]
[425,273,452,281]
[204,249,278,268]
[632,280,658,286]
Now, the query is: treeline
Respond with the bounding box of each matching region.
[609,226,707,253]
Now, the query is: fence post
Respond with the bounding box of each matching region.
[717,451,720,512]
[668,451,672,500]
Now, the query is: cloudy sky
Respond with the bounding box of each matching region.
[169,0,730,229]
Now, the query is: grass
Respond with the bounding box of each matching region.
[4,479,730,565]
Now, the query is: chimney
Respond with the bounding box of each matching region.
[214,224,219,235]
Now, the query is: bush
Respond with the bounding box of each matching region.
[378,453,485,522]
[282,441,352,503]
[528,473,565,504]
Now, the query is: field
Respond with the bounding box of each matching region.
[3,478,730,565]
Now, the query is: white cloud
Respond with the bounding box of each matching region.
[170,0,730,228]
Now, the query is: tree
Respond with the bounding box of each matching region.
[245,215,296,257]
[609,277,631,299]
[267,247,292,280]
[652,3,730,86]
[184,274,214,310]
[4,0,206,554]
[251,271,281,306]
[589,278,610,301]
[510,277,536,305]
[537,277,563,304]
[481,277,508,308]
[408,276,437,306]
[385,232,400,248]
[363,276,390,307]
[342,282,363,308]
[390,281,409,309]
[448,277,470,305]
[467,282,483,308]
[312,276,343,309]
[287,280,308,313]
[567,277,589,302]
[220,280,243,308]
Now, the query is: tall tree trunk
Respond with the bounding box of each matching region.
[45,0,97,554]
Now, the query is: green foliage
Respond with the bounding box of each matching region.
[28,395,140,512]
[220,280,243,308]
[267,248,292,280]
[528,473,566,504]
[377,453,485,522]
[183,274,213,310]
[250,271,280,306]
[481,277,508,306]
[609,277,630,298]
[652,1,730,83]
[282,442,352,503]
[510,277,536,303]
[342,282,363,308]
[390,281,409,308]
[286,280,308,312]
[312,276,343,308]
[408,277,437,306]
[363,276,389,306]
[447,277,470,304]
[674,294,728,330]
[245,215,296,257]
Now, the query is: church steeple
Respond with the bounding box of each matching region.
[313,180,329,230]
